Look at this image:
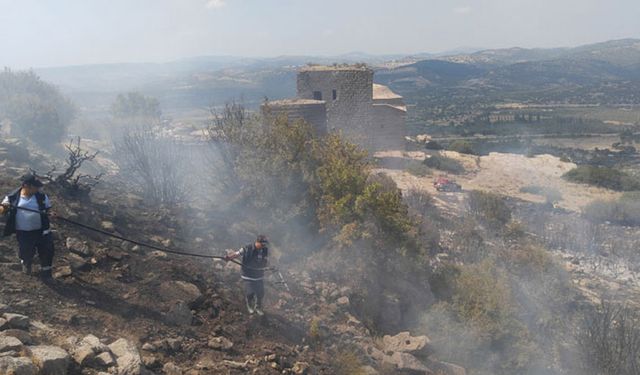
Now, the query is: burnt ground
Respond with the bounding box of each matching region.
[0,174,339,374]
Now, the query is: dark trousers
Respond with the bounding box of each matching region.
[244,279,264,308]
[16,230,55,270]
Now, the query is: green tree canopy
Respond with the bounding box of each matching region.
[0,68,75,147]
[111,92,161,121]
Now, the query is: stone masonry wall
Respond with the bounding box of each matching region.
[297,68,374,148]
[371,104,407,151]
[264,101,327,135]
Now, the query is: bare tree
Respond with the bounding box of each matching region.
[34,137,103,195]
[114,127,189,204]
[578,300,640,375]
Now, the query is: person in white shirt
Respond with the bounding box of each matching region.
[0,174,55,279]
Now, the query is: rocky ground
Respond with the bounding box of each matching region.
[0,138,465,374]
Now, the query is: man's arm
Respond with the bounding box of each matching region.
[0,196,9,215]
[224,247,244,261]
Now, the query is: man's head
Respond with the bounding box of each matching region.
[255,234,269,249]
[21,174,43,195]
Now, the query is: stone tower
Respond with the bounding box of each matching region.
[264,64,406,152]
[296,65,374,147]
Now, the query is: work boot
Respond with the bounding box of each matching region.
[245,296,255,315]
[255,306,264,316]
[21,262,32,275]
[40,268,52,281]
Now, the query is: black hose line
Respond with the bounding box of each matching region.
[9,206,274,272]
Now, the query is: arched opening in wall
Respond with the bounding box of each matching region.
[313,91,322,100]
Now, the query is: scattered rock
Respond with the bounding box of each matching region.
[101,221,115,231]
[108,338,142,375]
[141,343,156,352]
[0,336,22,352]
[158,281,203,307]
[383,352,431,373]
[29,321,54,334]
[67,253,91,272]
[164,302,193,326]
[141,354,159,369]
[207,336,233,351]
[223,360,247,370]
[0,318,8,330]
[149,251,168,260]
[53,266,72,279]
[94,351,116,368]
[0,329,33,345]
[79,334,109,353]
[382,331,431,357]
[107,250,125,261]
[3,313,30,330]
[291,361,310,374]
[0,304,9,314]
[163,362,183,375]
[66,237,93,257]
[336,296,350,306]
[0,356,37,375]
[72,344,96,367]
[29,345,71,375]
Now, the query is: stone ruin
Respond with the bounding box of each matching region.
[264,65,407,152]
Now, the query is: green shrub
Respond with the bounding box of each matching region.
[448,140,475,155]
[468,190,512,228]
[405,161,431,177]
[0,68,76,147]
[563,165,640,191]
[423,154,465,174]
[425,140,444,150]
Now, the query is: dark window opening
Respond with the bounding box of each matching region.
[313,91,322,100]
[332,89,337,100]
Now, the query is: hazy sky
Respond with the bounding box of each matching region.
[1,0,639,68]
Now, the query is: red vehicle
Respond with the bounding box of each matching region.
[433,177,462,192]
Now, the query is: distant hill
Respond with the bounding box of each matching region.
[376,39,640,106]
[29,38,640,116]
[440,38,640,67]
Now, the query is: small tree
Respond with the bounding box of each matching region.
[0,68,76,147]
[35,137,103,195]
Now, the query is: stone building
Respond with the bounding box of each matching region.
[264,65,406,151]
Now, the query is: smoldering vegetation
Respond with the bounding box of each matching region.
[3,67,640,375]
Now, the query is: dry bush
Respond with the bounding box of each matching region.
[578,300,640,375]
[333,351,367,375]
[583,193,640,226]
[114,127,190,204]
[468,190,512,228]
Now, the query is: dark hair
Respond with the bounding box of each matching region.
[21,173,43,187]
[256,234,269,244]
